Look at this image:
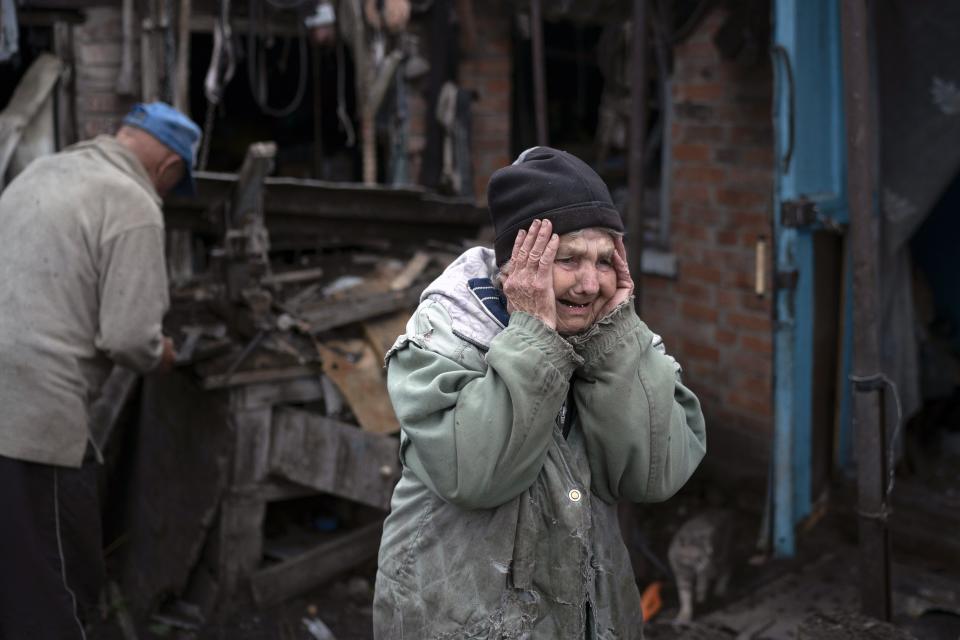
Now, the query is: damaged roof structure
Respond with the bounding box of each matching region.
[2,0,960,637]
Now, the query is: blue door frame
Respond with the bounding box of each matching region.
[771,0,852,556]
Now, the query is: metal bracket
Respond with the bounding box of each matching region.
[775,270,799,290]
[781,196,845,232]
[781,197,819,227]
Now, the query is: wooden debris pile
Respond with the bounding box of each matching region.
[169,244,447,427]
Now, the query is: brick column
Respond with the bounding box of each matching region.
[74,7,138,139]
[640,6,775,474]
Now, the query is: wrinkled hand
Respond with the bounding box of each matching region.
[598,235,635,319]
[502,219,560,331]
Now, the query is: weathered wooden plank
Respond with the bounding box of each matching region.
[216,492,266,610]
[230,405,271,485]
[261,266,325,286]
[52,21,77,148]
[231,478,318,502]
[362,311,410,361]
[300,287,422,334]
[167,171,490,225]
[121,371,232,615]
[202,365,321,390]
[0,53,63,185]
[269,408,400,509]
[236,375,325,409]
[389,251,431,291]
[315,339,400,434]
[250,520,383,608]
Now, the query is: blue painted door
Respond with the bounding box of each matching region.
[771,0,849,556]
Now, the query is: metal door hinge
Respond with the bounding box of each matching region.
[776,270,799,290]
[781,197,819,227]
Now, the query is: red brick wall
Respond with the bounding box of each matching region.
[73,7,138,139]
[458,3,512,203]
[405,2,512,200]
[70,4,511,198]
[640,6,775,475]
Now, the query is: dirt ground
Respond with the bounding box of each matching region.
[85,464,960,640]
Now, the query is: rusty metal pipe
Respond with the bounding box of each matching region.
[840,0,892,621]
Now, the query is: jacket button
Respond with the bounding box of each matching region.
[568,489,582,502]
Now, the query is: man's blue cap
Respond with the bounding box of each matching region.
[122,102,202,196]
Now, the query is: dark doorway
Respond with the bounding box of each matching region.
[188,30,359,180]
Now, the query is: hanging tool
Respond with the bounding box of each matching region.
[200,0,236,170]
[246,0,309,117]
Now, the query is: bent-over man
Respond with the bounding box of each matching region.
[0,101,201,639]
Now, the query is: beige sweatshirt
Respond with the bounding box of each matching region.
[0,135,169,467]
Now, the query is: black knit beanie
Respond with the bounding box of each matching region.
[487,146,624,265]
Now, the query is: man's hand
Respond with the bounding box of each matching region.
[502,219,560,330]
[157,336,177,372]
[597,235,635,319]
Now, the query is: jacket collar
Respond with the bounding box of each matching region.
[419,247,506,349]
[467,278,509,328]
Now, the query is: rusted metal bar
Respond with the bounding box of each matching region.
[840,0,891,621]
[530,0,548,146]
[628,0,649,308]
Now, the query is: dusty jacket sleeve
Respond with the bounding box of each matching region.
[386,301,582,509]
[571,302,706,504]
[95,225,170,373]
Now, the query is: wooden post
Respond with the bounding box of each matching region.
[174,0,192,113]
[52,22,77,149]
[530,0,548,146]
[312,44,324,179]
[628,0,649,309]
[840,0,891,621]
[116,0,136,96]
[141,0,161,102]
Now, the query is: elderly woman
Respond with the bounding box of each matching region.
[374,147,706,639]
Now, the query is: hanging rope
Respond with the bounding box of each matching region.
[336,35,357,147]
[247,0,310,118]
[198,99,217,170]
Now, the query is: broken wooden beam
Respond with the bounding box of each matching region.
[202,365,321,390]
[269,408,400,509]
[250,520,383,608]
[299,286,423,334]
[0,53,64,186]
[389,251,431,291]
[164,172,490,231]
[314,339,400,435]
[261,266,325,286]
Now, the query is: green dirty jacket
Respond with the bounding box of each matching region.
[374,247,707,640]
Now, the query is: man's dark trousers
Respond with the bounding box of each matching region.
[0,452,104,639]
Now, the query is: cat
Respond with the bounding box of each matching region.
[667,508,735,624]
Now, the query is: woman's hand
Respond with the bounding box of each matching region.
[598,235,634,319]
[502,219,560,330]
